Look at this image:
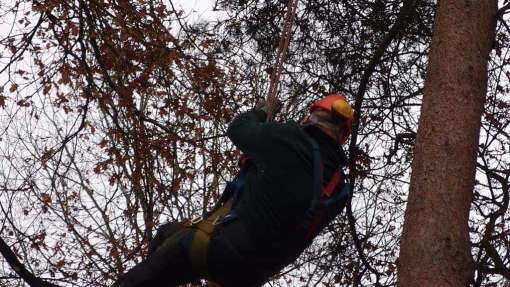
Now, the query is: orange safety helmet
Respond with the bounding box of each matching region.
[310,94,354,144]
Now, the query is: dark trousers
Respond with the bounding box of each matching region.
[113,222,198,287]
[113,220,272,287]
[207,221,270,287]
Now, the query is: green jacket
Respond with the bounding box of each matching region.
[225,109,348,260]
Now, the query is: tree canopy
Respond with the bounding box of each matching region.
[0,0,508,286]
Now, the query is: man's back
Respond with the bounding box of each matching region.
[208,109,348,286]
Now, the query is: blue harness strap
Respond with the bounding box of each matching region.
[302,136,350,240]
[303,137,322,223]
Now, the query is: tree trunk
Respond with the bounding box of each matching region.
[398,1,497,286]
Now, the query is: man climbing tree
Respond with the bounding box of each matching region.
[398,1,497,286]
[113,94,354,287]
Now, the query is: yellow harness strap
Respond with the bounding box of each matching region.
[190,199,233,277]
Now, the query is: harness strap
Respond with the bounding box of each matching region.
[207,158,251,217]
[304,136,346,240]
[310,137,322,205]
[190,199,233,276]
[304,170,345,240]
[322,170,342,198]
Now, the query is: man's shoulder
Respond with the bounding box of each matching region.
[264,121,314,164]
[265,120,312,144]
[269,120,302,135]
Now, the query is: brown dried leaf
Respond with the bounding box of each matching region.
[9,83,18,93]
[41,193,52,204]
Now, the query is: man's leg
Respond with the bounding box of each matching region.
[148,221,187,255]
[206,221,269,287]
[113,225,198,287]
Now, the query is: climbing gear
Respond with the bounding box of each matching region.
[265,0,299,121]
[187,161,252,276]
[148,222,189,255]
[186,136,349,276]
[189,200,233,277]
[310,94,354,144]
[194,0,300,264]
[301,137,350,240]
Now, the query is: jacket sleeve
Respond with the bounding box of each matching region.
[226,109,277,157]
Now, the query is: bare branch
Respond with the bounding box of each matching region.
[0,237,61,287]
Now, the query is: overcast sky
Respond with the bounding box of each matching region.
[172,0,224,22]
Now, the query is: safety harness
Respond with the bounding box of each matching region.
[186,162,249,277]
[301,137,350,241]
[187,137,350,276]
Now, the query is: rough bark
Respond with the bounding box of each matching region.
[398,1,497,286]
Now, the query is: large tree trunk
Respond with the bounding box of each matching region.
[398,1,497,286]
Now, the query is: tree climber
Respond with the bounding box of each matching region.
[113,94,354,287]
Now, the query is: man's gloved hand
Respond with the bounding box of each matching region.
[255,99,283,120]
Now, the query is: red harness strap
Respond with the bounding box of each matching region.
[321,170,343,198]
[304,169,343,240]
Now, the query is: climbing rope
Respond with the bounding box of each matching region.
[265,0,299,121]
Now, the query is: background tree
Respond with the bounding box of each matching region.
[398,1,497,286]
